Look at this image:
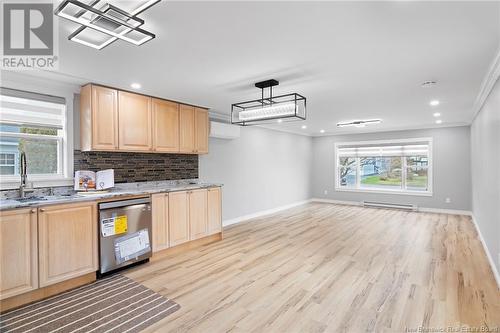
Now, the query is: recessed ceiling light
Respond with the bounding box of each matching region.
[320,129,325,133]
[301,125,307,129]
[433,112,441,117]
[430,100,440,106]
[277,119,283,123]
[435,119,442,124]
[131,83,141,89]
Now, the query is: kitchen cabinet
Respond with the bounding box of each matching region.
[38,202,98,287]
[152,98,179,152]
[80,84,209,154]
[153,187,222,253]
[207,187,222,235]
[195,108,209,154]
[118,91,152,151]
[152,193,169,252]
[0,208,38,300]
[189,189,208,240]
[168,191,190,246]
[179,104,196,153]
[80,84,119,151]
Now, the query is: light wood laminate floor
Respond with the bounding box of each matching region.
[126,203,500,332]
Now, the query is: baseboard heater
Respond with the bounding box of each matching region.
[362,201,417,211]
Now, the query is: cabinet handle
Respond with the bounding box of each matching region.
[39,208,45,212]
[31,209,36,213]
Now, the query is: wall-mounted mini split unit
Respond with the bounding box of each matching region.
[210,121,240,140]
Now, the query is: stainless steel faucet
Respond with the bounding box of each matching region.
[19,151,34,198]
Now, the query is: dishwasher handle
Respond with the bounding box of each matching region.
[99,197,151,210]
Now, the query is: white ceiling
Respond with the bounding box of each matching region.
[18,1,500,135]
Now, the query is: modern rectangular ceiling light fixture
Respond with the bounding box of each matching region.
[55,0,160,49]
[336,119,382,128]
[231,79,306,126]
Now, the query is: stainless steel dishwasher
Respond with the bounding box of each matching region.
[98,197,152,275]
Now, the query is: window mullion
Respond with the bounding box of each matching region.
[402,156,406,190]
[356,157,361,189]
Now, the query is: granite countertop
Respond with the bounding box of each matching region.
[0,180,222,211]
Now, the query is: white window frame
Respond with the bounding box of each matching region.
[0,93,73,189]
[0,131,64,179]
[334,137,433,196]
[0,152,17,175]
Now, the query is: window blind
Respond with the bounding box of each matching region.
[0,88,66,129]
[337,144,429,157]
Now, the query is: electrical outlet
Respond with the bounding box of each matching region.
[324,190,328,195]
[445,198,451,204]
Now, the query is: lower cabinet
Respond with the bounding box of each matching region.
[168,191,190,247]
[152,193,169,252]
[207,187,222,234]
[0,208,38,300]
[189,189,208,240]
[38,202,98,287]
[152,187,222,252]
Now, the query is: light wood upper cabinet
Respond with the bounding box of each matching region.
[152,193,169,252]
[118,91,152,151]
[80,85,209,154]
[207,187,222,235]
[80,85,119,151]
[195,108,209,154]
[168,191,190,246]
[38,202,98,287]
[152,99,179,152]
[189,189,208,240]
[0,209,38,300]
[179,104,196,153]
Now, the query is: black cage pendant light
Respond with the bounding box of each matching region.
[231,79,306,126]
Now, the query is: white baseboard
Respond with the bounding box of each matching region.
[310,198,361,206]
[223,199,312,227]
[470,215,500,289]
[417,207,472,216]
[311,198,472,216]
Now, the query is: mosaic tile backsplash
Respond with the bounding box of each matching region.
[74,150,198,183]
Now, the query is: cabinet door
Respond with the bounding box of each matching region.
[195,108,209,154]
[118,91,152,151]
[179,104,195,153]
[189,189,208,240]
[207,187,222,235]
[168,191,189,246]
[91,85,119,150]
[152,193,169,252]
[0,209,38,300]
[38,202,98,287]
[152,99,179,152]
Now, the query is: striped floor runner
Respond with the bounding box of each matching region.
[0,274,180,333]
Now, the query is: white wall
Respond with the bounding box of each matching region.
[199,126,312,222]
[311,126,471,211]
[471,77,500,274]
